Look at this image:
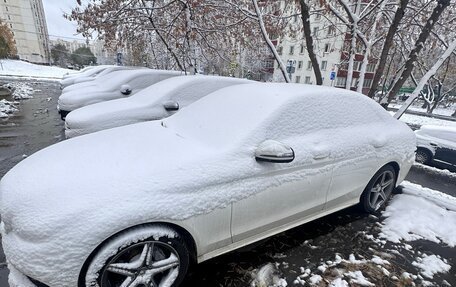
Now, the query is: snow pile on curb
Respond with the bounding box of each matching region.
[399,113,456,127]
[4,82,36,99]
[0,60,75,79]
[412,163,456,179]
[0,99,18,118]
[380,181,456,246]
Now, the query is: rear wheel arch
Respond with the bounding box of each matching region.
[359,163,399,213]
[78,222,198,287]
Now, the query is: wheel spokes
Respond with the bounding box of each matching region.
[102,241,180,287]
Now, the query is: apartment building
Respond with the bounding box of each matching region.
[0,0,50,64]
[272,6,376,95]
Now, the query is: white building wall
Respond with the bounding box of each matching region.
[0,0,50,64]
[272,9,346,86]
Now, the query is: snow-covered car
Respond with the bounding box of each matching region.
[0,83,415,287]
[62,65,96,79]
[60,65,114,88]
[64,75,252,138]
[57,69,182,119]
[415,125,456,165]
[62,66,143,91]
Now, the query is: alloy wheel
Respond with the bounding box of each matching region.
[100,241,180,287]
[368,170,394,211]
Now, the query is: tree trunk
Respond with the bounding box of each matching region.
[252,0,290,82]
[367,0,409,98]
[357,0,387,93]
[387,0,450,103]
[394,37,456,119]
[298,0,322,85]
[183,2,197,74]
[344,0,361,90]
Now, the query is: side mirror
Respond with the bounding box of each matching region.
[164,101,179,111]
[255,140,295,163]
[120,84,132,95]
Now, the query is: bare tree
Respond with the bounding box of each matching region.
[394,37,456,119]
[387,0,451,103]
[297,0,322,85]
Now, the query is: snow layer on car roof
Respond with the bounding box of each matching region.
[165,83,393,146]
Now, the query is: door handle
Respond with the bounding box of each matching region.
[430,142,438,147]
[313,150,330,160]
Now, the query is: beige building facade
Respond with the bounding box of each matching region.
[0,0,50,64]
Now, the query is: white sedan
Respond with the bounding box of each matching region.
[60,65,114,88]
[0,83,415,287]
[62,66,143,92]
[64,75,252,138]
[57,69,182,119]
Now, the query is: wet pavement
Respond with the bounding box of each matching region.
[0,79,455,287]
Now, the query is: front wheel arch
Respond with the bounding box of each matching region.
[78,222,197,287]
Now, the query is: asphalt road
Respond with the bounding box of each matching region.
[0,79,454,287]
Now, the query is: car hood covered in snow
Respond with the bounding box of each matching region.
[0,120,249,286]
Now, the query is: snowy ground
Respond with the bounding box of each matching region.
[399,113,456,128]
[0,60,75,80]
[244,181,456,287]
[0,82,39,118]
[390,103,455,117]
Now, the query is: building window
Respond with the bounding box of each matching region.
[321,61,328,71]
[277,46,283,55]
[366,63,375,73]
[305,76,311,84]
[295,76,301,83]
[307,61,312,70]
[354,61,362,71]
[289,46,295,55]
[8,15,11,20]
[293,15,298,23]
[5,6,8,11]
[327,25,336,36]
[300,44,304,54]
[298,61,303,69]
[313,27,319,36]
[315,13,321,20]
[363,78,373,88]
[324,43,330,53]
[336,77,347,87]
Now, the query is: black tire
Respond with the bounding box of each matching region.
[415,148,432,164]
[84,225,190,287]
[360,165,396,213]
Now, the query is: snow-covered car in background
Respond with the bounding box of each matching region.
[0,84,415,287]
[62,66,143,91]
[57,69,182,119]
[64,75,252,138]
[415,125,456,165]
[62,65,96,79]
[60,65,114,88]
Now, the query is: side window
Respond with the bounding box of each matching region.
[262,95,385,140]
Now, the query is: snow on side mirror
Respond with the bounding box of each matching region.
[120,84,132,95]
[255,140,295,163]
[164,101,179,111]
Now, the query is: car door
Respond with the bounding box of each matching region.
[231,134,332,242]
[433,130,456,165]
[324,127,379,211]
